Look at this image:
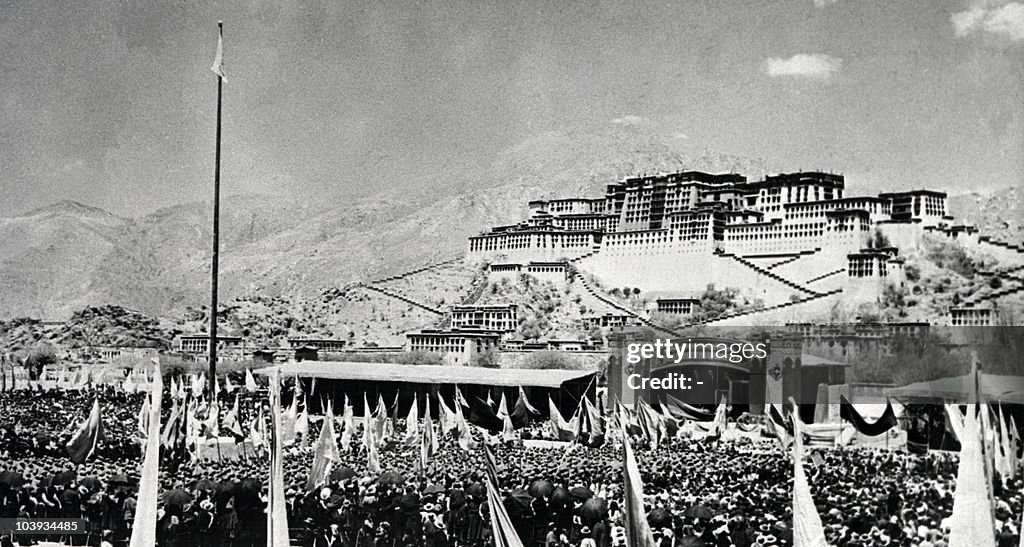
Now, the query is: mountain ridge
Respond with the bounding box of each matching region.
[2,124,1020,321]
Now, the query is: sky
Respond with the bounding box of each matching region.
[0,0,1022,217]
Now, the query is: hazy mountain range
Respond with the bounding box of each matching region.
[1,124,1018,321]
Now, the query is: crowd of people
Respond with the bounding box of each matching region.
[1,380,1022,547]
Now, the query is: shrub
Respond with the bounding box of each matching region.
[522,351,570,370]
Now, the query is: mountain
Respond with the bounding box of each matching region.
[0,201,129,319]
[949,187,1024,245]
[0,123,772,321]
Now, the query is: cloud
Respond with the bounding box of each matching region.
[953,2,1024,40]
[610,115,648,126]
[764,54,842,80]
[813,0,839,7]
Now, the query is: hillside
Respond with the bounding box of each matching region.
[0,123,774,321]
[949,187,1024,245]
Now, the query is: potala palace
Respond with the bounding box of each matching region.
[467,170,1024,328]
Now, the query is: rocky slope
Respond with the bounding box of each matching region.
[0,123,772,321]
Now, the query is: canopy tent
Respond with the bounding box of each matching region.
[884,372,1024,404]
[255,361,597,423]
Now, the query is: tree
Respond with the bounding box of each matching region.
[631,287,641,298]
[473,348,499,368]
[24,344,57,379]
[523,351,570,370]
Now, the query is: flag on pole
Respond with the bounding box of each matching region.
[245,367,257,392]
[123,372,136,393]
[766,404,793,451]
[455,384,469,409]
[211,22,227,82]
[267,368,290,547]
[295,402,310,447]
[438,394,456,435]
[499,392,516,442]
[306,400,340,491]
[517,386,540,415]
[66,399,103,465]
[363,393,382,474]
[203,400,220,439]
[998,404,1013,480]
[224,374,236,394]
[619,407,657,547]
[137,396,150,444]
[791,402,828,547]
[578,396,605,447]
[420,398,437,471]
[1010,415,1020,476]
[129,359,163,547]
[405,393,419,445]
[223,394,243,438]
[250,404,268,457]
[483,444,525,547]
[376,394,392,442]
[455,396,477,451]
[339,395,354,451]
[710,394,728,436]
[547,396,576,442]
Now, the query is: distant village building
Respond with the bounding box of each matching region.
[449,305,519,332]
[177,334,243,355]
[286,338,347,353]
[654,298,700,315]
[582,313,634,329]
[406,328,500,365]
[949,306,994,327]
[501,339,602,352]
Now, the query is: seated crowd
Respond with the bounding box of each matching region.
[1,384,1022,547]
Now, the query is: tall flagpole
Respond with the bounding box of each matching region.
[209,21,224,401]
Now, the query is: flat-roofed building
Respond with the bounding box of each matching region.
[287,338,347,353]
[406,328,501,365]
[949,306,994,327]
[177,334,243,355]
[449,305,519,332]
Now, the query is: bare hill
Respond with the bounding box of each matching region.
[949,187,1024,245]
[1,123,772,321]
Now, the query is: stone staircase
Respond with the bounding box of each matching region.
[568,268,681,337]
[357,284,444,315]
[977,235,1024,256]
[963,264,1024,308]
[761,248,821,271]
[805,269,846,285]
[365,257,463,286]
[716,252,821,296]
[568,243,603,264]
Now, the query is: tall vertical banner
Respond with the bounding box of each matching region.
[130,359,163,547]
[790,401,827,546]
[949,404,996,547]
[306,400,339,491]
[483,444,525,547]
[619,407,657,547]
[267,369,290,547]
